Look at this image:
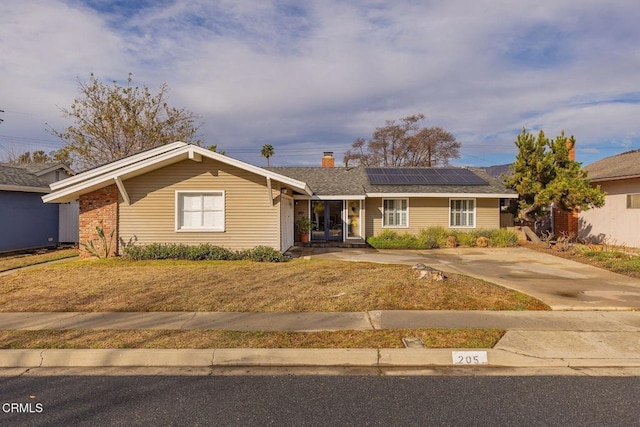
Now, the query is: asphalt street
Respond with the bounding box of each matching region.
[1,375,639,426]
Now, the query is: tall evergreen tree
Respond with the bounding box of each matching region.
[504,129,605,222]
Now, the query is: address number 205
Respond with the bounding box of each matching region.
[452,351,488,365]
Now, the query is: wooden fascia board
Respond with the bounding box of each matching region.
[43,151,190,203]
[48,142,187,191]
[0,185,50,194]
[187,145,313,196]
[366,192,519,198]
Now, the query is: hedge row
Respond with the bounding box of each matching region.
[122,243,289,262]
[367,227,519,249]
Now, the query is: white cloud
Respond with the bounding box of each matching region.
[1,0,640,166]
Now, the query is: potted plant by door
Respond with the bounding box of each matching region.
[295,217,313,244]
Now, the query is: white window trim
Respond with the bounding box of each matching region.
[382,198,409,228]
[449,198,476,228]
[175,190,225,232]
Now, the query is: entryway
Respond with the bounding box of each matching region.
[311,201,343,241]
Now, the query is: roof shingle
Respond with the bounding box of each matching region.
[583,150,640,181]
[268,166,515,196]
[0,164,50,189]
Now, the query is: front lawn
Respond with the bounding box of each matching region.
[0,248,79,273]
[523,242,640,279]
[0,258,549,311]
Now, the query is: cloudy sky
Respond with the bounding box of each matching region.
[1,0,639,168]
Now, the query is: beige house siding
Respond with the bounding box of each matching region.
[475,198,501,229]
[365,197,501,237]
[579,178,640,247]
[119,157,282,250]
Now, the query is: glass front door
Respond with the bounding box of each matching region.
[311,201,343,241]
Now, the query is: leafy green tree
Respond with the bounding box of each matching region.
[261,144,274,166]
[48,73,201,170]
[343,114,460,167]
[504,129,605,222]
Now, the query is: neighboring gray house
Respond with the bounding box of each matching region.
[580,150,640,248]
[0,162,77,253]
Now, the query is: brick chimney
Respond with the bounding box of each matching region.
[322,152,335,168]
[566,138,575,161]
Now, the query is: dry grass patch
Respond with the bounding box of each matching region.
[0,248,78,272]
[0,329,504,349]
[0,258,549,312]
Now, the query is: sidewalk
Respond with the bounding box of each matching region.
[1,311,638,369]
[1,249,638,370]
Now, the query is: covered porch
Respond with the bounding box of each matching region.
[293,198,367,247]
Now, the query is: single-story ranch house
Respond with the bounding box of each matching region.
[580,150,640,248]
[43,142,518,257]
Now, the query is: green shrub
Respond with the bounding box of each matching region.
[122,243,288,262]
[455,231,477,247]
[417,226,448,248]
[239,246,289,262]
[367,227,520,250]
[487,229,519,247]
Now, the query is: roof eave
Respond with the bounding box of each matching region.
[366,192,518,198]
[0,185,50,194]
[589,174,640,183]
[49,142,188,191]
[44,144,314,203]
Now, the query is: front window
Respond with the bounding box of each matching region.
[627,194,640,209]
[383,199,408,227]
[450,199,475,228]
[176,191,225,231]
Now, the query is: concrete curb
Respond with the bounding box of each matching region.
[3,349,640,369]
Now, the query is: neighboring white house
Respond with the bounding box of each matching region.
[579,150,640,248]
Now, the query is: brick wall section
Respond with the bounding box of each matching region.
[79,184,119,258]
[554,207,578,238]
[321,152,335,168]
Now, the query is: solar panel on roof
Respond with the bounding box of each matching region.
[365,168,487,186]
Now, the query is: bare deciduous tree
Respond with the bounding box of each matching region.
[344,114,460,167]
[48,73,201,170]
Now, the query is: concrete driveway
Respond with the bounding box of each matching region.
[302,247,640,310]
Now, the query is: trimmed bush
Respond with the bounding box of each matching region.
[239,246,289,262]
[122,243,288,262]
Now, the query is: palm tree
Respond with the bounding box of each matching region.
[261,144,275,166]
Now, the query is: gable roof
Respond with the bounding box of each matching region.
[584,150,640,182]
[43,142,312,203]
[0,162,72,193]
